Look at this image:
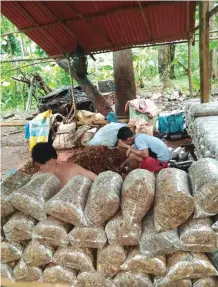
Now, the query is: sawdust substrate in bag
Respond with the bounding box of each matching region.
[75,272,114,287]
[46,175,92,226]
[43,264,76,284]
[1,241,23,263]
[52,246,95,272]
[193,277,218,287]
[164,252,218,281]
[208,250,218,270]
[68,146,126,175]
[120,247,166,276]
[32,216,71,247]
[179,217,218,252]
[22,240,55,267]
[3,211,36,242]
[10,173,60,220]
[1,263,13,281]
[97,244,126,278]
[85,171,123,226]
[154,276,192,287]
[13,259,42,281]
[140,211,181,258]
[68,226,107,249]
[1,171,31,218]
[105,213,142,246]
[113,271,153,287]
[154,168,194,232]
[212,214,218,231]
[189,158,218,218]
[121,169,155,225]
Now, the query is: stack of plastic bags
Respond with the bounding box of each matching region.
[1,160,218,286]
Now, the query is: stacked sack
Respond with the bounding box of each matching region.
[1,161,218,286]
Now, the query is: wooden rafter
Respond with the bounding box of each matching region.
[17,2,65,54]
[64,1,114,48]
[138,1,152,40]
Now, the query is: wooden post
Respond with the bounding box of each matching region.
[199,1,210,103]
[188,34,193,97]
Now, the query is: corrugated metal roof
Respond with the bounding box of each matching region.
[1,1,196,56]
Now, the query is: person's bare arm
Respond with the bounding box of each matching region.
[117,139,130,150]
[128,147,149,158]
[76,165,97,181]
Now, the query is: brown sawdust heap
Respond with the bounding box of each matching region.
[68,146,126,175]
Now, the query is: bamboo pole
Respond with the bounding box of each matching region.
[188,35,193,97]
[199,1,210,103]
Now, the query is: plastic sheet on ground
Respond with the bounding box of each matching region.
[189,158,218,218]
[13,259,42,281]
[121,169,155,225]
[52,246,95,272]
[75,272,114,287]
[97,244,126,278]
[46,176,92,226]
[22,240,55,267]
[105,213,142,246]
[154,168,194,232]
[1,263,13,281]
[212,215,218,231]
[179,217,217,252]
[120,247,166,276]
[113,271,153,287]
[43,264,76,284]
[193,277,218,287]
[1,241,23,263]
[68,226,107,249]
[164,252,218,281]
[140,212,181,258]
[154,276,192,287]
[32,216,71,247]
[85,171,123,226]
[10,173,60,220]
[3,211,36,242]
[1,171,31,218]
[208,250,218,270]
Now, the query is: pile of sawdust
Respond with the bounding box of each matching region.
[68,146,126,175]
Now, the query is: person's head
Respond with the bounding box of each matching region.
[117,127,135,145]
[31,142,57,165]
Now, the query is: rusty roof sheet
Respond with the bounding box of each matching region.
[1,1,196,56]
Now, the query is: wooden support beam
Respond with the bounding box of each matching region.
[194,4,218,31]
[199,1,210,103]
[138,1,152,40]
[188,35,193,97]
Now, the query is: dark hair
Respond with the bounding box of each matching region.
[117,127,134,140]
[31,142,57,164]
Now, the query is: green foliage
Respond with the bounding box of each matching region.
[209,40,218,51]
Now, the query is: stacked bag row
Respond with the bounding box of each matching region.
[1,157,218,286]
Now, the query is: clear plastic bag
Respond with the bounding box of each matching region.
[189,158,218,218]
[46,176,92,226]
[10,173,60,220]
[32,216,71,247]
[1,263,13,281]
[154,276,192,287]
[1,241,23,263]
[164,252,218,281]
[68,226,107,249]
[105,213,142,246]
[1,171,31,218]
[193,278,218,287]
[113,271,153,287]
[179,217,217,252]
[208,250,218,270]
[85,171,123,226]
[140,212,181,258]
[121,169,155,225]
[97,244,126,278]
[120,247,166,276]
[43,264,76,284]
[3,211,36,242]
[52,246,95,272]
[22,240,55,267]
[212,215,218,231]
[13,259,42,281]
[154,168,194,232]
[75,272,114,287]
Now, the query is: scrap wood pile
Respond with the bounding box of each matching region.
[184,101,218,160]
[1,158,218,286]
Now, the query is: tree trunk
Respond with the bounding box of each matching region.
[158,45,173,89]
[113,49,136,116]
[57,58,112,117]
[169,44,176,79]
[209,1,218,80]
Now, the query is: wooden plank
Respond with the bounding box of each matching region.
[188,35,193,97]
[0,121,26,127]
[199,1,210,103]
